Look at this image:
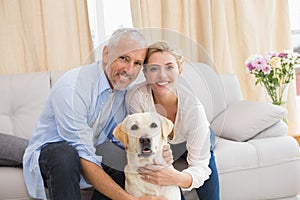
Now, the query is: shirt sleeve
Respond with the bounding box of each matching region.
[126,83,153,114]
[181,104,211,191]
[51,86,103,167]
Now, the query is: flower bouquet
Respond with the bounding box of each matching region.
[246,50,300,108]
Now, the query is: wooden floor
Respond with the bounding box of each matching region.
[294,135,300,146]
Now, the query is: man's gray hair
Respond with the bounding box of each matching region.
[107,28,147,49]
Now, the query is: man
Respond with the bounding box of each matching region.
[23,28,167,200]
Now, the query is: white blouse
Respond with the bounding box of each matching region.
[126,82,211,191]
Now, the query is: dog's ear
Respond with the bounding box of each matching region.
[113,123,128,147]
[160,115,174,141]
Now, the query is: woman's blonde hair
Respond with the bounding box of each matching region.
[144,41,184,70]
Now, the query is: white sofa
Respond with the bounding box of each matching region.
[0,62,299,200]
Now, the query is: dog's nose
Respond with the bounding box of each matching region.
[139,136,151,145]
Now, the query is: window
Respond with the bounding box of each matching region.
[87,0,133,48]
[289,0,300,53]
[289,0,300,130]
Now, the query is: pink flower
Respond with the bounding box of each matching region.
[262,65,271,74]
[253,57,267,71]
[246,62,255,72]
[278,52,287,58]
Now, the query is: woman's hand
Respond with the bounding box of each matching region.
[138,164,181,186]
[138,158,193,188]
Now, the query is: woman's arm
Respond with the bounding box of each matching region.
[181,104,211,190]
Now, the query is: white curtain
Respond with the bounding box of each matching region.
[130,0,299,135]
[0,0,93,74]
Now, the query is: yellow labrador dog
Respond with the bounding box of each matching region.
[113,112,181,199]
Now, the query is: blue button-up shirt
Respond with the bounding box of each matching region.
[23,61,127,199]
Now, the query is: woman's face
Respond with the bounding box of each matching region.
[143,51,181,96]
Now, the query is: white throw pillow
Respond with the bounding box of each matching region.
[210,100,287,141]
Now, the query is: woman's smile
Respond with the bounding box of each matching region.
[156,80,170,86]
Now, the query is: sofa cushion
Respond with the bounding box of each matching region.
[180,62,226,122]
[0,167,30,199]
[214,136,300,174]
[220,74,243,107]
[0,133,28,166]
[214,136,300,200]
[252,121,288,139]
[0,72,50,139]
[210,100,287,141]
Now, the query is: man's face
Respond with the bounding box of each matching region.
[103,37,147,90]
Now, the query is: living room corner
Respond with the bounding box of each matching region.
[0,0,300,200]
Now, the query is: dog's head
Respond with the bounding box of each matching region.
[113,112,173,158]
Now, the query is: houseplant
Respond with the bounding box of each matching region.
[245,50,300,108]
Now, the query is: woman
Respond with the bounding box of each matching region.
[126,41,219,200]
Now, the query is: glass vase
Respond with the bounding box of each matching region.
[271,83,289,123]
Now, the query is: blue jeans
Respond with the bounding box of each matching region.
[196,150,220,200]
[39,142,124,200]
[39,142,82,200]
[188,151,219,200]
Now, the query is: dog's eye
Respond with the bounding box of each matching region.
[131,124,139,130]
[150,122,158,128]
